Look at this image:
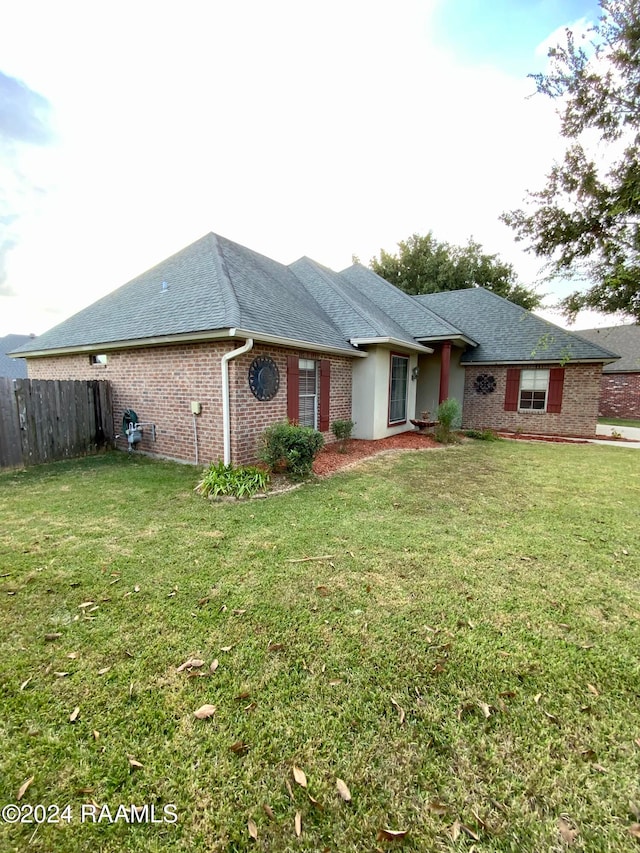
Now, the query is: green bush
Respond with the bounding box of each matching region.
[195,462,269,499]
[463,428,501,441]
[434,398,462,444]
[259,421,324,479]
[331,418,355,452]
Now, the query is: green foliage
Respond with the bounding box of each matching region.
[195,461,269,499]
[502,0,640,321]
[434,397,462,444]
[369,231,541,310]
[259,421,324,479]
[331,418,355,452]
[463,428,501,441]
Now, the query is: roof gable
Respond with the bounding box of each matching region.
[417,288,620,364]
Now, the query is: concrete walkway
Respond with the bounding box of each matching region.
[592,423,640,448]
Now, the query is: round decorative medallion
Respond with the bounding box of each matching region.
[248,356,280,401]
[474,373,497,395]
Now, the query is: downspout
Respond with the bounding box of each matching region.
[221,334,254,465]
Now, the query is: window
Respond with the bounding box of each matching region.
[519,369,549,411]
[287,356,331,431]
[389,354,409,424]
[298,358,318,428]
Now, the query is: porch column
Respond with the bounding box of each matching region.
[438,341,452,404]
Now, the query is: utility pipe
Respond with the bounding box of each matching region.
[221,335,254,465]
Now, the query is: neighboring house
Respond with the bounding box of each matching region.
[11,233,618,465]
[0,334,33,379]
[574,324,640,420]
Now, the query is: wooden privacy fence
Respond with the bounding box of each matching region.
[0,378,114,469]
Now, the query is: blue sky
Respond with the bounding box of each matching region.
[432,0,600,73]
[0,0,613,337]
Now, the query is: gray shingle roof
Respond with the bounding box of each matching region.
[416,288,619,364]
[339,264,467,341]
[289,257,425,347]
[573,325,640,372]
[13,234,358,356]
[0,335,32,377]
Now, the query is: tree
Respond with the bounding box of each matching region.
[369,232,542,310]
[502,0,640,321]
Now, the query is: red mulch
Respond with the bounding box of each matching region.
[313,431,439,476]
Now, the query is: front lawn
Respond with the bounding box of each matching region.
[1,443,639,852]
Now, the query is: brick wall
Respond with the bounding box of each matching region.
[27,343,354,465]
[598,373,640,419]
[461,363,602,437]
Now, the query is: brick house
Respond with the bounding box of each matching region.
[12,233,618,464]
[574,325,640,420]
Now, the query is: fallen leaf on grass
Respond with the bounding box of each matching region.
[336,778,352,802]
[558,816,579,845]
[390,698,406,724]
[17,776,34,800]
[292,766,307,787]
[377,827,408,841]
[69,706,80,723]
[478,701,491,718]
[176,658,205,673]
[247,818,258,840]
[194,704,217,720]
[295,811,302,836]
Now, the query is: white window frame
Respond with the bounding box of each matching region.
[298,358,318,428]
[519,368,550,412]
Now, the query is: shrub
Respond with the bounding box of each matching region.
[463,428,501,441]
[195,462,269,499]
[434,398,462,444]
[331,418,355,452]
[259,422,324,480]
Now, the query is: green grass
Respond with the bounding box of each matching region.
[1,444,639,852]
[598,417,640,428]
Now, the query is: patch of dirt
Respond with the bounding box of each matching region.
[313,431,439,476]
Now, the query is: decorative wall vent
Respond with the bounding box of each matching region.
[474,373,497,395]
[248,356,280,401]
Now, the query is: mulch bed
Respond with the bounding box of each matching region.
[312,431,439,476]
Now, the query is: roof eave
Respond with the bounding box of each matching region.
[17,327,366,360]
[459,356,620,366]
[416,334,477,348]
[350,337,434,354]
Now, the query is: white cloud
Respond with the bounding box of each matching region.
[0,0,611,335]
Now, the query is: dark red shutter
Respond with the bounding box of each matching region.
[547,367,565,413]
[504,368,521,411]
[287,356,299,423]
[319,359,331,432]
